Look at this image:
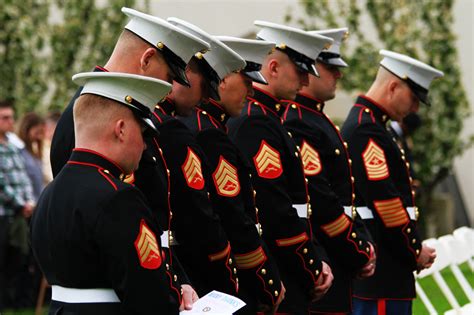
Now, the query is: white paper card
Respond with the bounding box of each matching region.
[180,290,246,314]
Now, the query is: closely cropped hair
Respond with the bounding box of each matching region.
[73,94,128,136]
[0,99,14,110]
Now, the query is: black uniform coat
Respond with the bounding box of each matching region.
[180,99,283,312]
[282,93,373,313]
[30,149,179,314]
[341,95,422,299]
[227,87,324,313]
[136,97,237,297]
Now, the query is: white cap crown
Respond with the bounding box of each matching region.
[167,17,246,80]
[309,27,349,67]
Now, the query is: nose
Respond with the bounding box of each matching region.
[335,68,343,79]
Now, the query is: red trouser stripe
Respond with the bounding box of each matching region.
[377,299,386,315]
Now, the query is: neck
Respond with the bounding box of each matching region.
[366,85,392,116]
[253,82,278,99]
[0,133,7,144]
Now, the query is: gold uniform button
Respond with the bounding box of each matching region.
[344,142,348,149]
[229,258,233,264]
[236,277,239,284]
[349,159,353,166]
[296,145,300,151]
[305,178,309,183]
[407,228,411,233]
[412,190,416,196]
[359,240,363,246]
[400,148,405,155]
[291,104,297,109]
[166,264,170,270]
[255,207,259,214]
[159,148,163,154]
[316,104,321,111]
[152,156,157,162]
[352,232,357,238]
[303,248,308,254]
[253,102,259,106]
[412,238,416,244]
[268,279,274,285]
[309,259,314,265]
[364,108,370,113]
[416,249,420,255]
[335,149,341,155]
[295,152,299,157]
[351,176,355,183]
[336,125,340,131]
[308,208,312,216]
[315,269,320,276]
[174,275,178,281]
[202,111,207,115]
[287,131,293,137]
[275,104,281,111]
[166,169,170,176]
[352,210,357,218]
[233,268,237,274]
[366,247,370,253]
[261,269,266,275]
[253,190,257,197]
[401,155,406,161]
[103,169,110,174]
[352,193,356,200]
[274,290,279,297]
[155,105,161,110]
[382,115,387,121]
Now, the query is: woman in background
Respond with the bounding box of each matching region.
[18,112,46,201]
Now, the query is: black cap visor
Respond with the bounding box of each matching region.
[318,52,348,67]
[125,97,159,135]
[277,47,319,77]
[242,61,267,84]
[158,44,190,87]
[195,57,221,101]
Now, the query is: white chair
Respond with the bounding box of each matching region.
[438,234,474,302]
[453,227,474,271]
[417,238,463,314]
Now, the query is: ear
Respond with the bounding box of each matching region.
[140,48,157,72]
[267,58,279,78]
[387,80,399,100]
[113,119,126,142]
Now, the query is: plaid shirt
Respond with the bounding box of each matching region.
[0,141,34,217]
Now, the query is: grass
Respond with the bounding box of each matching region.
[2,263,472,315]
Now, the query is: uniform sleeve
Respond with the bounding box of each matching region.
[95,187,178,314]
[158,120,237,294]
[231,117,323,295]
[197,128,283,307]
[284,120,371,272]
[347,125,421,270]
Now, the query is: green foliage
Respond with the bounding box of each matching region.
[290,0,473,204]
[0,0,146,115]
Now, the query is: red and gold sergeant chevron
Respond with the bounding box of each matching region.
[300,141,322,176]
[235,246,267,269]
[208,242,231,262]
[321,214,351,237]
[213,156,240,197]
[181,147,205,190]
[363,139,389,181]
[276,232,309,247]
[134,220,162,270]
[373,197,409,228]
[253,140,283,179]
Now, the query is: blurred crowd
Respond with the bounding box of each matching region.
[0,100,60,310]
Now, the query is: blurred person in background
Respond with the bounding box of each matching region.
[0,100,35,311]
[18,112,46,201]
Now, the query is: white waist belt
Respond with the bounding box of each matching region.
[52,285,120,303]
[355,206,417,221]
[356,207,374,219]
[293,203,308,218]
[161,230,169,248]
[343,206,354,219]
[406,207,417,221]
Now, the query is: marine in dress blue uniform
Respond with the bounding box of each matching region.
[341,50,443,315]
[227,21,335,314]
[31,72,180,314]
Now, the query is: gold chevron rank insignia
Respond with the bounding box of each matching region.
[235,246,267,269]
[300,141,322,176]
[134,220,162,270]
[253,140,283,179]
[321,214,351,237]
[363,139,389,181]
[213,157,240,197]
[181,147,205,190]
[374,197,409,228]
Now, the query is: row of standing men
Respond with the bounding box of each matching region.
[30,7,443,315]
